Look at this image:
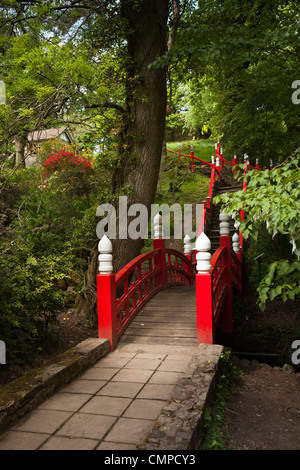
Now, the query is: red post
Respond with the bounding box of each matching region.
[219,236,233,334]
[97,273,117,350]
[184,253,192,284]
[236,251,242,291]
[196,273,213,344]
[215,143,219,162]
[220,147,224,171]
[190,146,194,172]
[195,232,213,344]
[233,155,237,174]
[153,237,166,289]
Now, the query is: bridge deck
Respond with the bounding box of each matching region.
[119,285,197,347]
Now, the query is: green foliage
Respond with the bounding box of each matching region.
[257,259,300,311]
[169,0,300,166]
[165,112,187,142]
[0,148,110,363]
[0,239,70,363]
[167,139,215,163]
[214,154,300,310]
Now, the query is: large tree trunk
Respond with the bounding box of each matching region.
[75,0,169,325]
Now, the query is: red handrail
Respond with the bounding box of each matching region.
[114,249,163,342]
[98,244,194,349]
[211,246,229,326]
[165,248,194,286]
[197,164,220,237]
[166,148,213,167]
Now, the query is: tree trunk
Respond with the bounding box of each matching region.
[75,0,169,325]
[14,135,26,168]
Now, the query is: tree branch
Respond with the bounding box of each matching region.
[86,102,126,114]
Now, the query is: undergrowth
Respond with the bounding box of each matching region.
[200,351,242,450]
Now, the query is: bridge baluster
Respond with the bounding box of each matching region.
[219,212,233,335]
[195,232,213,344]
[97,235,117,350]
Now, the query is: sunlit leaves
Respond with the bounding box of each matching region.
[214,154,300,309]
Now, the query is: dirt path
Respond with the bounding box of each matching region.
[218,289,300,451]
[223,357,300,450]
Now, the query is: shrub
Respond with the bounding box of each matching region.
[42,149,94,196]
[0,240,70,363]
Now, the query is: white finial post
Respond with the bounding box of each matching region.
[216,157,220,170]
[211,155,215,166]
[232,232,240,253]
[219,211,230,236]
[195,232,211,273]
[183,234,192,278]
[184,234,192,255]
[178,144,181,159]
[98,235,113,274]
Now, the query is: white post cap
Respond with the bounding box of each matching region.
[98,235,113,274]
[184,234,192,255]
[232,232,240,253]
[195,232,211,273]
[219,211,230,236]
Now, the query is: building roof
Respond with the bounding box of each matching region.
[27,127,72,143]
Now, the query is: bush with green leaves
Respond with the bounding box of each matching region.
[214,153,300,310]
[0,239,71,363]
[0,154,109,364]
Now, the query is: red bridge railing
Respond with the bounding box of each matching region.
[97,214,194,350]
[97,143,273,350]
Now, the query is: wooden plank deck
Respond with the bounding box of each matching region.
[119,285,197,346]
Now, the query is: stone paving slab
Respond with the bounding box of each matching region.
[0,341,224,450]
[0,338,110,434]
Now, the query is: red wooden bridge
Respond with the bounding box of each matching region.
[96,143,265,351]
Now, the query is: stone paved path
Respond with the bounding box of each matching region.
[0,286,224,451]
[0,343,201,450]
